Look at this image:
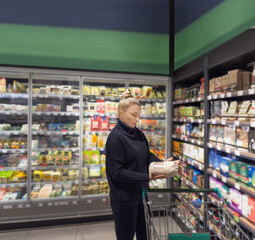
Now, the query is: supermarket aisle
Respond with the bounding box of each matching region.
[0,221,116,240]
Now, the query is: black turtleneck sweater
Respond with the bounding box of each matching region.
[106,119,161,201]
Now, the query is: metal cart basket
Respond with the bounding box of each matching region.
[143,188,250,240]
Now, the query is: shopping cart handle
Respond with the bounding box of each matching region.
[214,187,224,199]
[145,188,220,194]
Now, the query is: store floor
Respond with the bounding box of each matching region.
[0,217,182,240]
[0,221,116,240]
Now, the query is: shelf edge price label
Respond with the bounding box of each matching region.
[213,95,217,99]
[221,119,226,125]
[226,148,231,153]
[234,121,239,126]
[73,201,77,204]
[227,92,232,97]
[235,183,240,190]
[237,90,243,96]
[192,98,195,102]
[249,89,255,95]
[220,93,225,98]
[208,95,212,100]
[235,150,240,156]
[217,146,221,151]
[38,203,43,207]
[18,204,23,208]
[213,171,217,178]
[87,199,92,204]
[251,121,255,128]
[208,143,213,148]
[212,119,216,124]
[222,176,227,183]
[48,202,53,206]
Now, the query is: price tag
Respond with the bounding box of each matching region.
[222,177,227,183]
[25,204,30,208]
[251,122,255,128]
[183,119,186,122]
[220,93,225,98]
[188,160,191,164]
[217,146,221,151]
[237,90,243,96]
[208,143,213,148]
[208,95,212,100]
[235,150,240,156]
[102,198,106,202]
[66,113,71,116]
[59,202,64,206]
[185,99,188,103]
[226,148,231,153]
[210,225,213,231]
[198,119,202,123]
[198,97,202,101]
[199,164,203,170]
[18,204,23,208]
[235,183,240,190]
[38,203,43,207]
[221,119,226,125]
[2,150,7,153]
[48,202,53,206]
[213,95,217,99]
[73,201,77,204]
[249,89,255,95]
[192,98,195,102]
[191,161,194,166]
[54,202,59,206]
[157,194,163,198]
[191,139,195,143]
[212,119,216,124]
[227,92,232,97]
[191,119,194,123]
[87,199,92,204]
[213,171,217,178]
[234,121,239,126]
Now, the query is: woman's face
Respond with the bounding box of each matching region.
[119,104,141,128]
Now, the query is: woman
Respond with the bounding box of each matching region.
[106,89,178,240]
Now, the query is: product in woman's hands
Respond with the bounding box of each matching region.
[149,161,179,177]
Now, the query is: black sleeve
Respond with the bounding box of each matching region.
[106,132,149,183]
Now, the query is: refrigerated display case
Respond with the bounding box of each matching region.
[30,75,81,201]
[0,69,169,224]
[0,73,29,204]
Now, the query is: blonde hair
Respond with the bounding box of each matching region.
[118,89,141,115]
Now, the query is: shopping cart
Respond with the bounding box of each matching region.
[142,188,251,240]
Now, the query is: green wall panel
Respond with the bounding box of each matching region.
[175,0,255,70]
[0,23,169,74]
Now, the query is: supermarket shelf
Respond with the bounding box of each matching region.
[0,131,28,135]
[172,134,204,147]
[0,167,27,171]
[31,180,79,185]
[84,95,121,102]
[208,88,255,100]
[140,114,166,119]
[177,175,203,196]
[173,208,197,233]
[207,142,255,162]
[173,118,204,124]
[0,149,27,153]
[31,165,79,170]
[0,182,27,188]
[172,153,204,171]
[174,192,204,222]
[32,94,80,99]
[207,168,255,198]
[0,111,28,115]
[83,178,107,184]
[0,200,28,209]
[32,131,79,136]
[207,119,252,127]
[173,96,204,105]
[0,93,28,99]
[83,147,105,151]
[208,194,255,235]
[32,111,79,117]
[32,148,79,152]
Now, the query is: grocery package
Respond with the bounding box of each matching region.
[230,188,243,214]
[149,161,179,177]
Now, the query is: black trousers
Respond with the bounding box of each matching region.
[110,195,148,240]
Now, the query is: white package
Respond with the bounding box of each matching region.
[149,161,179,177]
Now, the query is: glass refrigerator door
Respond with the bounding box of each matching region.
[82,80,126,196]
[128,83,167,188]
[0,74,29,203]
[31,75,80,200]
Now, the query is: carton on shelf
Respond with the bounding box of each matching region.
[228,69,243,92]
[221,75,229,92]
[242,194,255,223]
[242,72,252,90]
[214,77,222,94]
[209,78,215,94]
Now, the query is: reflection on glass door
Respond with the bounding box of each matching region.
[31,76,80,200]
[82,80,126,196]
[0,75,29,202]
